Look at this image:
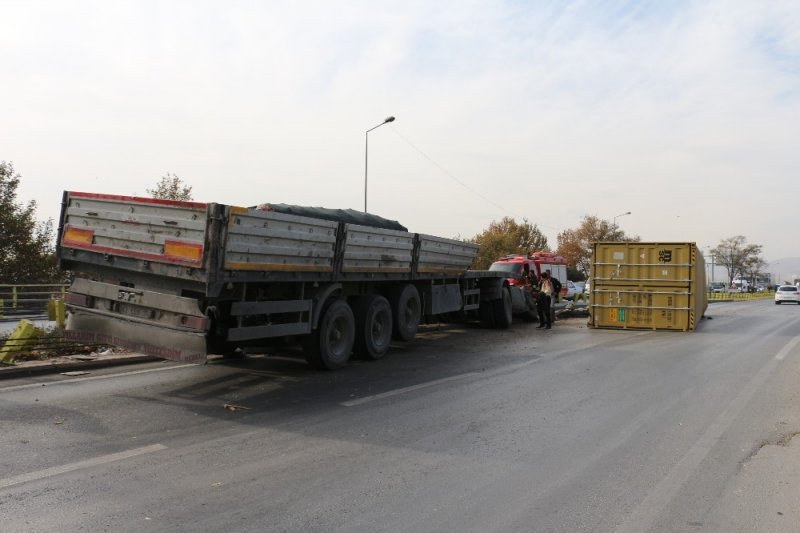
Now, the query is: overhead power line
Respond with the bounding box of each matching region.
[387,125,561,233]
[388,126,513,215]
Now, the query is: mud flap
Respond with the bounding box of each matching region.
[65,310,207,364]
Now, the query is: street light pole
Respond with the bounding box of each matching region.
[613,211,631,227]
[710,252,715,283]
[364,116,395,213]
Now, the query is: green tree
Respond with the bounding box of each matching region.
[0,161,60,283]
[469,217,548,270]
[556,215,639,277]
[146,172,193,201]
[711,236,762,287]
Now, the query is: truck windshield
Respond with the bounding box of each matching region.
[489,263,521,274]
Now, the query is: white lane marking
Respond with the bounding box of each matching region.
[0,444,167,490]
[615,335,800,533]
[775,336,800,360]
[0,364,196,393]
[341,372,482,407]
[341,331,653,407]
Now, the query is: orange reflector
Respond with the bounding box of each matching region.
[163,240,203,263]
[63,226,94,245]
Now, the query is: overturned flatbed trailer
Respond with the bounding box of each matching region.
[57,191,510,369]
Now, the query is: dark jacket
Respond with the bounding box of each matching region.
[551,277,562,299]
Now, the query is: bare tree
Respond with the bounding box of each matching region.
[146,173,193,201]
[711,236,763,287]
[743,255,767,289]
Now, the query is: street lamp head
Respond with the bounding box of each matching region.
[613,211,632,224]
[365,115,396,212]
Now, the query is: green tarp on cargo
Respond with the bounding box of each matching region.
[253,203,408,232]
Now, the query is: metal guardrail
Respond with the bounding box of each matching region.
[0,318,109,364]
[707,291,774,301]
[0,284,68,320]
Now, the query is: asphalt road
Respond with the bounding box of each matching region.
[2,300,800,532]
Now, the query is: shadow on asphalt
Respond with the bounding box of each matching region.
[112,319,555,427]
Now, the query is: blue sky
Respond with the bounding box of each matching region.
[2,0,799,269]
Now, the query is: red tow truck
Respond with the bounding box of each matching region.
[488,252,569,319]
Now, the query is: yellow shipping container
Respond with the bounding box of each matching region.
[589,286,702,331]
[592,242,700,286]
[589,242,707,331]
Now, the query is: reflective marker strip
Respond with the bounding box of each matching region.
[163,240,203,263]
[62,226,94,245]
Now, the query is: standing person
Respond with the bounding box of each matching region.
[547,269,562,324]
[537,272,553,329]
[547,270,562,302]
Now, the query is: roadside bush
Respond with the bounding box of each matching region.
[0,326,113,361]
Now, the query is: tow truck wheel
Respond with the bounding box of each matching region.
[522,292,538,322]
[304,298,355,370]
[354,294,393,360]
[390,284,421,341]
[493,287,513,329]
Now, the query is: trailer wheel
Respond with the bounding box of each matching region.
[390,284,421,341]
[206,309,242,358]
[354,295,393,360]
[493,288,513,329]
[213,343,244,359]
[303,299,355,370]
[480,299,496,328]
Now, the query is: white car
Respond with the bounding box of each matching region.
[774,285,800,305]
[564,280,578,300]
[708,282,726,293]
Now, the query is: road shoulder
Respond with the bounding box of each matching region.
[706,434,800,531]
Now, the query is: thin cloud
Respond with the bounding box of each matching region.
[1,0,798,258]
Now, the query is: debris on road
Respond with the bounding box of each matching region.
[223,403,250,411]
[68,355,98,361]
[60,371,91,376]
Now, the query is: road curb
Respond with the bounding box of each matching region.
[0,354,158,380]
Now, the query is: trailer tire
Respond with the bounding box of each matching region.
[480,300,496,328]
[303,299,355,370]
[390,284,421,341]
[207,340,242,359]
[493,287,513,329]
[354,294,393,360]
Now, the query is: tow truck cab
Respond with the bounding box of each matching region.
[489,252,569,298]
